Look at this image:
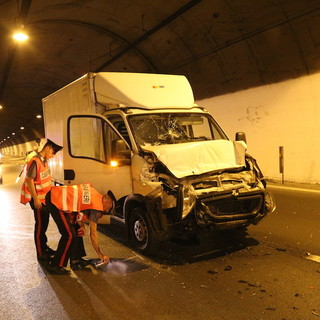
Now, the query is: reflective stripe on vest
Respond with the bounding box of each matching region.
[50,184,103,213]
[61,185,78,212]
[20,157,52,205]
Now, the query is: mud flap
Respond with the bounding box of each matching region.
[145,197,173,241]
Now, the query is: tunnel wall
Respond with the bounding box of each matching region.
[0,139,46,158]
[197,72,320,184]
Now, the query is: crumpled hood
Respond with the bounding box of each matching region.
[142,140,247,179]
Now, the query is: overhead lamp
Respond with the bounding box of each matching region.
[13,31,28,41]
[0,105,3,110]
[20,126,24,130]
[12,133,15,135]
[13,23,29,42]
[36,114,42,118]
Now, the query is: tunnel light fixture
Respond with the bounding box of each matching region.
[12,133,15,135]
[0,105,3,110]
[13,30,29,42]
[36,114,42,119]
[20,126,24,130]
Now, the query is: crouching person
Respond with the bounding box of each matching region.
[45,183,113,275]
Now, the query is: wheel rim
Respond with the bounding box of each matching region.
[133,218,148,243]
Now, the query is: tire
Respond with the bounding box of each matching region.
[129,207,160,254]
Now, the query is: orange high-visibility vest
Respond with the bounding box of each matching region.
[50,184,103,213]
[20,156,52,204]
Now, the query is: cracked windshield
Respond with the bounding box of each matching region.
[129,113,227,147]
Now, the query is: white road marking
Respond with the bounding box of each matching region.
[268,185,320,194]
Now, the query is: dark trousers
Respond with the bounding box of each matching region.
[29,199,50,257]
[46,192,86,267]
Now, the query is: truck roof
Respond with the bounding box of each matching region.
[94,72,195,109]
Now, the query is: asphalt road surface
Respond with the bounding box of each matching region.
[0,155,319,320]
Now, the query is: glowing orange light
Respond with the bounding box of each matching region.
[110,160,118,167]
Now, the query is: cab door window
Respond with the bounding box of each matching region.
[68,115,128,163]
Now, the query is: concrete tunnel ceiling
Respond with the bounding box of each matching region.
[1,0,320,146]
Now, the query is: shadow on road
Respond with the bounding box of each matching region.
[98,222,260,266]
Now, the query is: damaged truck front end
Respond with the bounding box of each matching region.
[142,151,275,241]
[178,155,275,230]
[126,111,275,253]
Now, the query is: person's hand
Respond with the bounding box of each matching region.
[77,226,86,236]
[99,254,110,263]
[34,199,42,209]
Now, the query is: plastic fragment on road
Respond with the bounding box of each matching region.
[306,252,320,263]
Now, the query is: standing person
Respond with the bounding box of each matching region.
[45,183,113,275]
[16,139,44,184]
[20,139,63,261]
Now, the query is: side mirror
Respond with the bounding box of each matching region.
[235,132,247,144]
[111,139,131,166]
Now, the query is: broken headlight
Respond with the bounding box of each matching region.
[181,184,196,219]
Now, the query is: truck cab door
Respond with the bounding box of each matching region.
[64,114,132,201]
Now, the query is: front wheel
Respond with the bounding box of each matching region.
[129,207,160,254]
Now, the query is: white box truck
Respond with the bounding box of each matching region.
[42,72,275,253]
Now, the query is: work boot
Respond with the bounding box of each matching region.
[47,264,71,275]
[70,258,92,270]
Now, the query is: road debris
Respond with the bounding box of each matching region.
[306,252,320,263]
[207,269,218,275]
[266,307,276,311]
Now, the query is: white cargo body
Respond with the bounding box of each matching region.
[42,72,275,254]
[43,74,98,184]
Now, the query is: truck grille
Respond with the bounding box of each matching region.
[203,194,263,217]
